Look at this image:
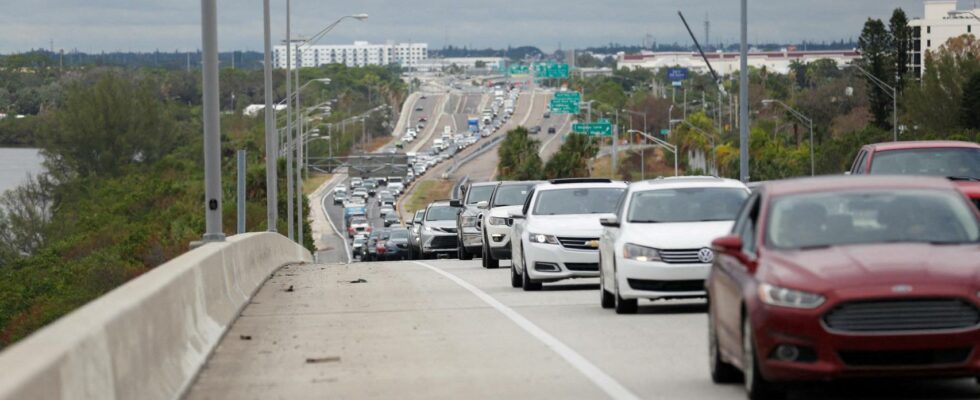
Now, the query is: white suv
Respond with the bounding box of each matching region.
[479,181,540,269]
[510,179,627,291]
[597,177,749,313]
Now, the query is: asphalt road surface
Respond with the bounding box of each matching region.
[186,258,980,400]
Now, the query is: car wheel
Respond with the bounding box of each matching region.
[709,302,742,383]
[510,262,522,288]
[614,277,637,314]
[743,315,783,399]
[481,244,490,268]
[459,243,473,260]
[599,264,614,309]
[521,249,541,291]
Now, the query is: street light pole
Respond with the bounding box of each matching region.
[739,0,750,183]
[762,99,815,176]
[849,63,898,141]
[622,109,648,180]
[284,0,294,241]
[262,0,277,233]
[200,0,224,242]
[628,129,677,177]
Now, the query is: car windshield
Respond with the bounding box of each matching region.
[426,205,459,221]
[533,188,624,215]
[390,230,409,239]
[364,181,377,189]
[767,189,980,250]
[869,148,980,179]
[466,185,496,204]
[628,188,748,223]
[493,184,535,207]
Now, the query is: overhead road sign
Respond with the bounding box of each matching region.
[667,68,688,81]
[572,122,613,136]
[534,63,570,79]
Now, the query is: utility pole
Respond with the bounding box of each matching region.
[200,0,224,242]
[294,42,303,247]
[285,0,295,241]
[739,0,750,182]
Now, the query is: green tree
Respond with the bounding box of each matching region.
[40,74,188,179]
[903,36,980,134]
[544,133,598,179]
[889,8,911,92]
[961,71,980,130]
[858,18,894,130]
[497,127,543,180]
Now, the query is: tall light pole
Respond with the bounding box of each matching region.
[200,0,224,242]
[848,63,898,142]
[762,99,814,176]
[262,0,277,233]
[284,0,295,241]
[628,129,677,177]
[739,0,749,182]
[622,108,648,179]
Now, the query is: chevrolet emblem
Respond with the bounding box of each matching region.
[586,240,600,248]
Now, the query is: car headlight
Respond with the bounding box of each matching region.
[623,243,661,262]
[759,283,825,309]
[488,216,508,226]
[528,232,559,244]
[461,215,480,227]
[424,225,434,233]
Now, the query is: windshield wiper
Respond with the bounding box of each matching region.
[947,176,980,182]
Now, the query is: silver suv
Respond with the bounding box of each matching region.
[451,181,499,260]
[419,200,462,259]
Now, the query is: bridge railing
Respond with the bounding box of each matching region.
[0,232,312,400]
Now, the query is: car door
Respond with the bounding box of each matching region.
[600,189,629,290]
[711,191,761,358]
[511,189,536,274]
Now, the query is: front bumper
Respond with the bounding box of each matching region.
[524,241,599,282]
[422,232,458,253]
[750,300,980,382]
[485,223,511,250]
[460,227,482,251]
[616,258,709,300]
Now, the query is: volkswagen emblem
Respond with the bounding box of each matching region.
[891,284,913,294]
[698,248,714,263]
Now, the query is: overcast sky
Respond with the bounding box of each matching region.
[0,0,974,54]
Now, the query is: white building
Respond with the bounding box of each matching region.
[413,57,506,72]
[273,41,427,69]
[617,49,860,76]
[908,0,979,78]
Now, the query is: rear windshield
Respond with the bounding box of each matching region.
[533,188,624,215]
[466,185,496,204]
[870,148,980,179]
[493,184,535,207]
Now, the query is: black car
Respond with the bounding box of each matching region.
[364,231,382,262]
[382,228,412,260]
[529,126,541,134]
[547,126,556,134]
[415,106,423,112]
[363,179,378,196]
[383,212,400,227]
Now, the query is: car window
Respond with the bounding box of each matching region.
[868,148,980,179]
[627,188,748,223]
[414,211,425,223]
[466,185,496,205]
[766,189,980,250]
[739,196,760,255]
[522,189,535,216]
[533,188,625,215]
[492,184,535,207]
[850,150,867,174]
[425,205,459,221]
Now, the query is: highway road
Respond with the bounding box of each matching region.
[186,257,980,400]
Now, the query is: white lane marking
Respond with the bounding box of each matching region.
[321,176,351,264]
[411,261,641,400]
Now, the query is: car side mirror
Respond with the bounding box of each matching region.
[450,199,462,207]
[843,171,852,176]
[476,201,489,209]
[712,235,757,271]
[508,210,525,219]
[599,215,620,227]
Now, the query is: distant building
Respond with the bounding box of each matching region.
[617,49,860,75]
[273,41,427,69]
[908,0,979,78]
[243,104,286,117]
[414,57,506,72]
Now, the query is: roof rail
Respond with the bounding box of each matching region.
[548,178,613,184]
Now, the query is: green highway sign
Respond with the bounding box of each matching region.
[572,122,613,136]
[553,91,581,101]
[550,102,579,114]
[660,128,670,136]
[533,63,570,78]
[548,91,581,114]
[508,64,530,75]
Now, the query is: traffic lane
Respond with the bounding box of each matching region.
[427,259,980,400]
[538,114,573,161]
[186,261,609,400]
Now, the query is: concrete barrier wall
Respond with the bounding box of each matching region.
[0,232,312,400]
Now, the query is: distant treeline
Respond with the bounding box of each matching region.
[582,39,858,54]
[1,50,266,70]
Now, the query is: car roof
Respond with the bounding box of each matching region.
[497,180,543,187]
[865,140,980,152]
[535,180,628,191]
[762,175,960,197]
[469,181,499,188]
[629,176,747,191]
[428,200,454,207]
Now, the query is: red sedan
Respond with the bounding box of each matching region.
[706,176,980,399]
[849,140,980,210]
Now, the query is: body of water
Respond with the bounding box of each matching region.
[0,148,44,195]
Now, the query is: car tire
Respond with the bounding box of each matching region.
[709,302,742,384]
[521,249,542,291]
[599,266,614,309]
[481,244,490,268]
[459,244,473,260]
[743,315,783,400]
[614,281,638,314]
[510,262,522,288]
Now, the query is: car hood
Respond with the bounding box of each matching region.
[489,205,522,218]
[425,220,456,229]
[528,214,603,236]
[622,221,734,249]
[762,243,980,292]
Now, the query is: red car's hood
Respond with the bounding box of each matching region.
[762,243,980,293]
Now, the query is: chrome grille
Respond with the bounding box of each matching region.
[823,298,980,333]
[658,249,703,264]
[557,237,599,251]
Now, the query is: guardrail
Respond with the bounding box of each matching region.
[0,233,312,400]
[446,135,505,176]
